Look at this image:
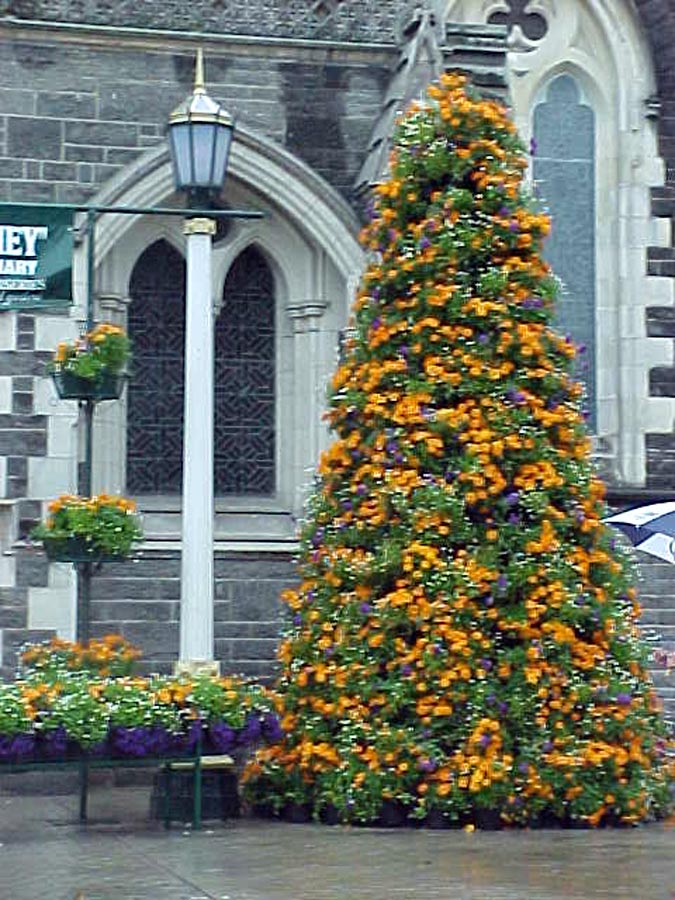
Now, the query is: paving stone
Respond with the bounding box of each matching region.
[0,787,674,900]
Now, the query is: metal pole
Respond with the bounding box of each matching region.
[75,210,97,646]
[0,200,263,219]
[75,210,99,823]
[76,561,92,645]
[179,217,216,665]
[85,208,96,331]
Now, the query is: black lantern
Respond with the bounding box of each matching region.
[168,49,234,204]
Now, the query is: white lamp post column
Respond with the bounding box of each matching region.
[168,49,234,673]
[180,216,217,667]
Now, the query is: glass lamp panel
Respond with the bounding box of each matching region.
[212,126,234,189]
[168,124,193,190]
[191,122,217,187]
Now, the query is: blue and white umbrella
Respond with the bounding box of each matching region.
[604,501,675,564]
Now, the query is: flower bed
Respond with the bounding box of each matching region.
[0,651,282,763]
[31,494,143,561]
[19,635,141,679]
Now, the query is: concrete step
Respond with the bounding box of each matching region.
[640,608,675,625]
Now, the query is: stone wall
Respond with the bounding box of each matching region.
[634,0,675,488]
[0,32,391,204]
[0,548,295,679]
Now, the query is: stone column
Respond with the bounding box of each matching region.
[287,301,328,517]
[180,218,217,667]
[93,293,129,494]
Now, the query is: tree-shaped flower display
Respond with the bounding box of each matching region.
[244,74,674,828]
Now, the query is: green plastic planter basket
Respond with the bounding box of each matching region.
[52,370,126,402]
[42,536,126,564]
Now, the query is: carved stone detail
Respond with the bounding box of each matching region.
[6,0,421,43]
[487,0,548,52]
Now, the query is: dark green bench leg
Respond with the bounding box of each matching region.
[193,754,202,830]
[79,759,89,823]
[163,765,172,830]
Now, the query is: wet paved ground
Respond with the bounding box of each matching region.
[0,783,674,900]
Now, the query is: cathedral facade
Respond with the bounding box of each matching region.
[0,1,674,714]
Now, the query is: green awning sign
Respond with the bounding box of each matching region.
[0,205,74,311]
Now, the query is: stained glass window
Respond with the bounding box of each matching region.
[126,241,276,495]
[215,246,276,495]
[533,74,596,427]
[127,240,186,494]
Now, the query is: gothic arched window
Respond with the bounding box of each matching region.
[533,74,596,426]
[127,240,186,494]
[215,246,276,495]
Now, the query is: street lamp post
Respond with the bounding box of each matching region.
[167,50,234,670]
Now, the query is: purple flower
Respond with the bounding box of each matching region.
[419,758,437,773]
[479,734,492,748]
[399,344,408,358]
[238,715,263,747]
[497,575,508,592]
[483,594,494,607]
[356,484,367,496]
[509,220,519,233]
[518,762,529,774]
[505,491,519,507]
[480,659,493,671]
[616,693,632,706]
[293,614,302,626]
[498,701,509,714]
[342,499,353,511]
[0,733,35,762]
[498,206,510,217]
[507,388,526,405]
[401,663,413,676]
[478,333,489,344]
[529,137,538,156]
[208,722,238,753]
[420,235,431,250]
[261,713,284,743]
[372,316,382,330]
[360,602,372,615]
[542,741,554,753]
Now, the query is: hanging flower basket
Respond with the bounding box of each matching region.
[32,494,143,562]
[41,535,127,563]
[52,369,126,402]
[48,323,131,402]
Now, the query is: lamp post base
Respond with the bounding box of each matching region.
[174,660,221,678]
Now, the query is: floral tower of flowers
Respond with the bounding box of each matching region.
[244,74,674,828]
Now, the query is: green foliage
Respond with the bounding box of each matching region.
[49,322,131,381]
[31,494,143,559]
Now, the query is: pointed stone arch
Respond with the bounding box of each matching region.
[81,124,362,528]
